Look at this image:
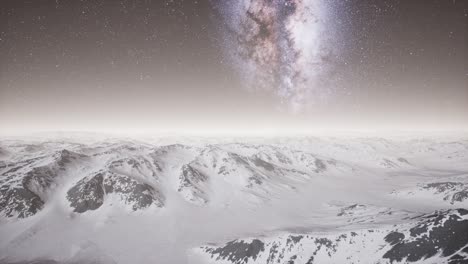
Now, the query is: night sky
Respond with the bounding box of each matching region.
[1,0,467,134]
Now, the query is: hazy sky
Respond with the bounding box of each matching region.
[1,0,467,134]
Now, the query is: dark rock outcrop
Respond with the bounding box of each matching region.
[198,209,468,264]
[0,149,86,218]
[383,209,468,263]
[67,173,105,213]
[67,171,163,213]
[423,182,468,204]
[104,173,163,210]
[0,186,44,218]
[203,239,265,264]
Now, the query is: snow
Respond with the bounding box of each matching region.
[0,134,467,263]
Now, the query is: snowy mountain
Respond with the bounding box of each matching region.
[0,135,467,263]
[194,208,468,264]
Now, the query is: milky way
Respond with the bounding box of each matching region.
[216,0,340,112]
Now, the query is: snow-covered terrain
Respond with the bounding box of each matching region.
[0,134,467,264]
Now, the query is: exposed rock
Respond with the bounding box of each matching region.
[250,157,275,171]
[314,159,327,173]
[104,173,163,210]
[197,209,468,264]
[381,158,398,168]
[0,149,87,218]
[203,239,265,264]
[178,164,208,204]
[424,182,464,193]
[337,203,365,216]
[0,186,44,218]
[383,209,468,262]
[67,173,105,213]
[423,182,468,204]
[384,232,405,245]
[23,166,58,197]
[397,157,410,164]
[452,190,468,203]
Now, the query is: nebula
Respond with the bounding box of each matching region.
[216,0,338,112]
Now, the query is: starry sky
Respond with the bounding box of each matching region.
[0,0,467,134]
